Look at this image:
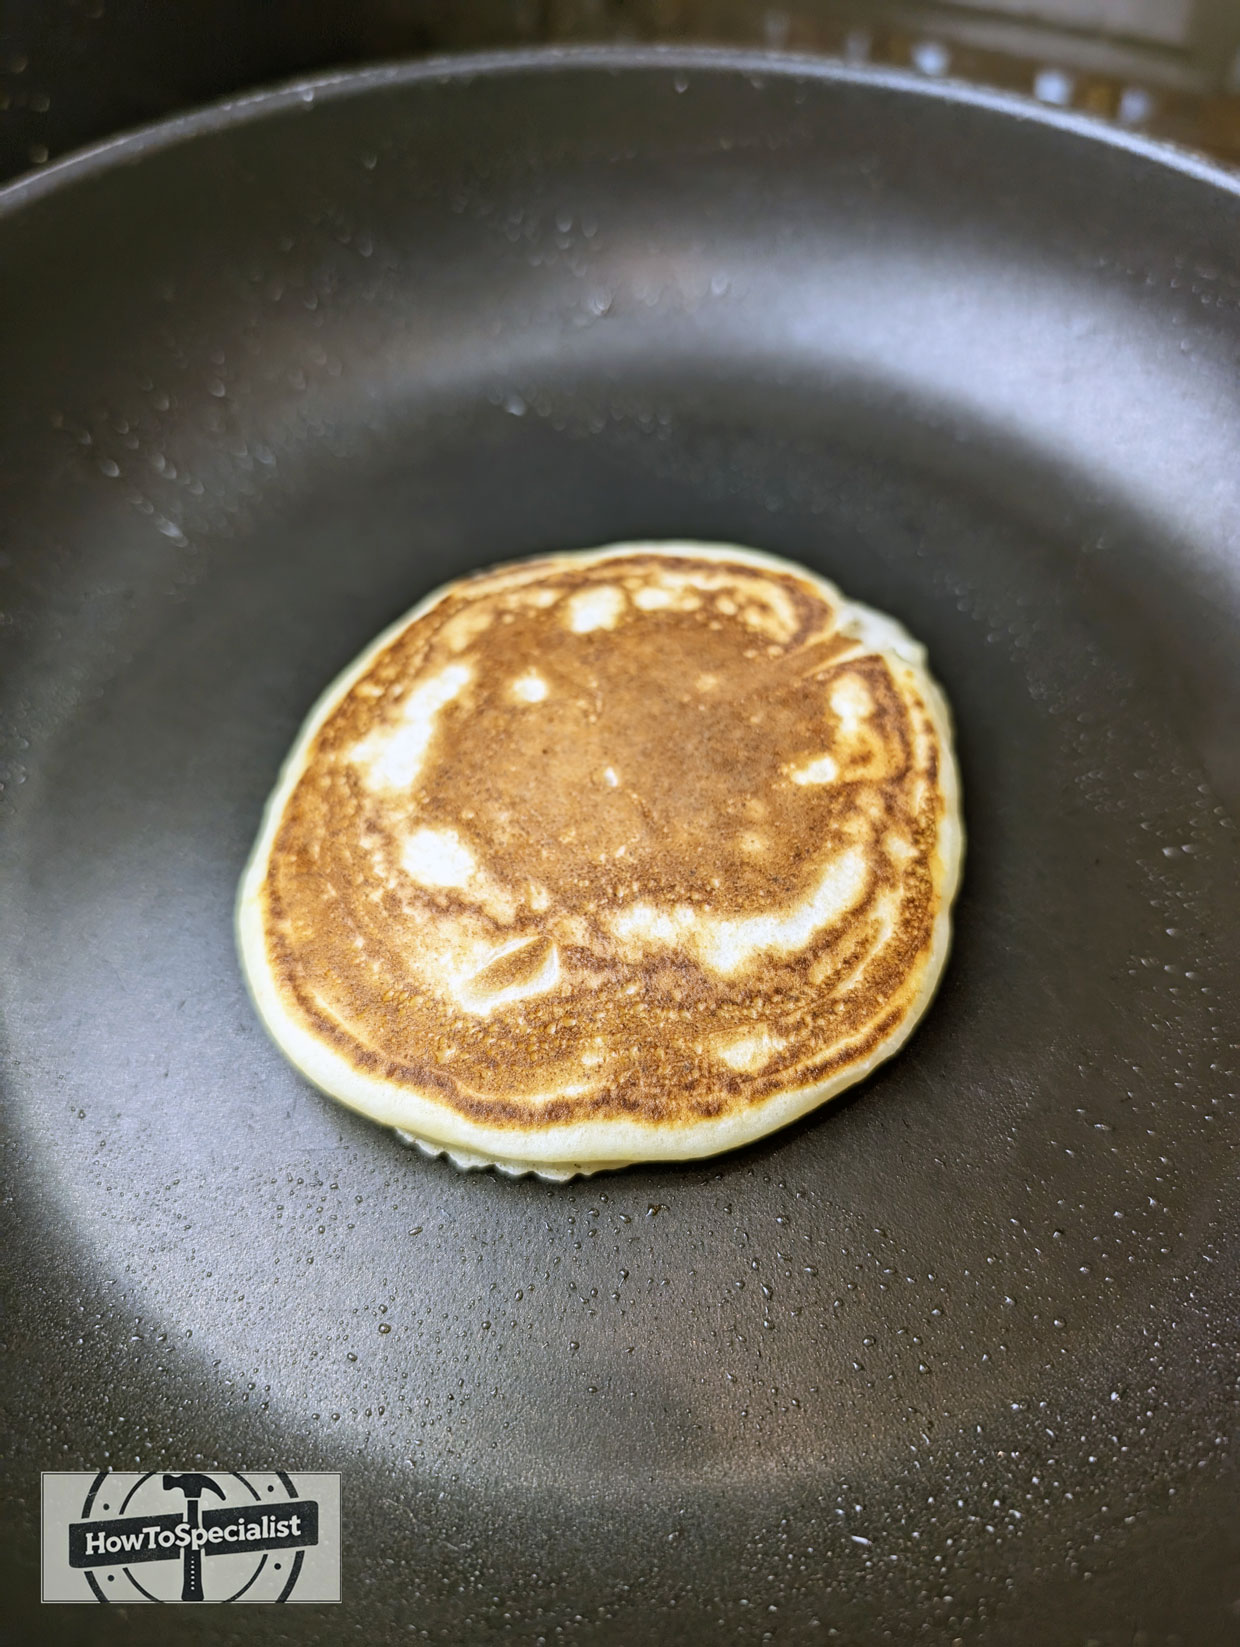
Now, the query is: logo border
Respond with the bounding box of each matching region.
[40,1471,342,1605]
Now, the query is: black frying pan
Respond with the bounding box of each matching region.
[3,48,1240,1646]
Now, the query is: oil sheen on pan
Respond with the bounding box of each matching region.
[237,543,964,1179]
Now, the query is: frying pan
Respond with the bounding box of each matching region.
[3,47,1240,1645]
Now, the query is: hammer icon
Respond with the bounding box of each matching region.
[163,1472,225,1601]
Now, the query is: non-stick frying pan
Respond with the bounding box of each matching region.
[3,48,1240,1645]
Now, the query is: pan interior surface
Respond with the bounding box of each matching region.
[2,53,1239,1645]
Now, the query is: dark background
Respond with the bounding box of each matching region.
[5,0,1240,184]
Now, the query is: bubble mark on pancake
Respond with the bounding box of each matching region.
[715,1029,786,1074]
[510,672,548,703]
[789,754,839,785]
[350,663,471,792]
[565,584,626,633]
[454,935,561,1013]
[402,828,475,889]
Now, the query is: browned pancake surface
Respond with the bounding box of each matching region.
[256,551,948,1132]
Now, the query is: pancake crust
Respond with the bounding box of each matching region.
[237,543,963,1178]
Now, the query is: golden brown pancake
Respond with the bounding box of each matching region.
[237,543,962,1179]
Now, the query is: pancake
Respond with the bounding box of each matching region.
[237,542,963,1179]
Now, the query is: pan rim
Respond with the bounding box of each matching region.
[1,41,1239,222]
